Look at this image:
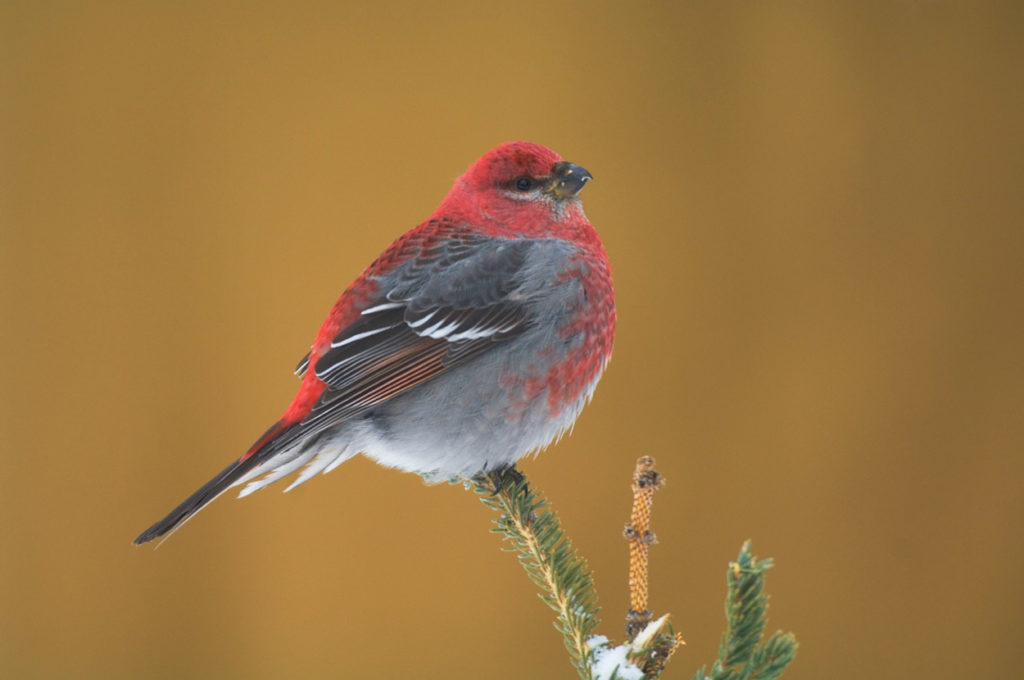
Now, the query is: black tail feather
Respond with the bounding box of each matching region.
[133,455,263,545]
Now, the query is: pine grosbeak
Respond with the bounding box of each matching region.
[134,141,615,544]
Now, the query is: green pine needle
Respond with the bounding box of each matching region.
[472,470,601,679]
[692,541,798,680]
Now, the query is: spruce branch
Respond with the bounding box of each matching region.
[472,468,601,679]
[690,541,798,680]
[470,465,795,680]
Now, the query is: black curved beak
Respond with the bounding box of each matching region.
[547,161,593,199]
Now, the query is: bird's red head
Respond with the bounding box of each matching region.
[465,141,565,188]
[434,141,594,237]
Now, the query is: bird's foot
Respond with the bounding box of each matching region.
[485,464,526,496]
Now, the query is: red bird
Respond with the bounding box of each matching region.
[134,141,615,545]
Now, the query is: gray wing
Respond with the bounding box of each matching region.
[304,233,542,428]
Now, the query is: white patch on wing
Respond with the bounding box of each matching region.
[418,316,451,336]
[446,325,499,341]
[422,320,461,339]
[330,325,395,348]
[406,310,437,328]
[361,302,404,315]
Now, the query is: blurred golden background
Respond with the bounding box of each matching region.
[2,2,1021,678]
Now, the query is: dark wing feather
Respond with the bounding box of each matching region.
[307,234,535,424]
[294,351,311,377]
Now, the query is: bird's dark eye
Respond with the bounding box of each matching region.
[514,176,535,191]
